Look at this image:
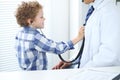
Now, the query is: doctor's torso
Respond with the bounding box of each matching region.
[80,1,120,68]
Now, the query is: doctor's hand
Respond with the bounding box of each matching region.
[52,61,71,70]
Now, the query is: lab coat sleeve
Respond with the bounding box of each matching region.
[83,8,120,67]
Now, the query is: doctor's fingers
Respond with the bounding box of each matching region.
[60,63,71,69]
[52,61,64,69]
[52,65,61,69]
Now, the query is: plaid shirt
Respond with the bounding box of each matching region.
[15,27,74,70]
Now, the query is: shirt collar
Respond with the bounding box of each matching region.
[23,26,36,31]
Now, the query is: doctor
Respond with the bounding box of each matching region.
[52,0,120,69]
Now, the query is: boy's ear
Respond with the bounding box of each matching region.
[27,19,33,24]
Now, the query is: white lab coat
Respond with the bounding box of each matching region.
[80,0,120,68]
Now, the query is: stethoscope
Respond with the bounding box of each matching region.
[58,23,86,68]
[58,29,85,68]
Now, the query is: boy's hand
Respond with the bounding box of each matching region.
[78,26,85,40]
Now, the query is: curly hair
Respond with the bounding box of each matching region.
[15,1,43,27]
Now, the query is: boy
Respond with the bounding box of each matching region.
[15,1,84,70]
